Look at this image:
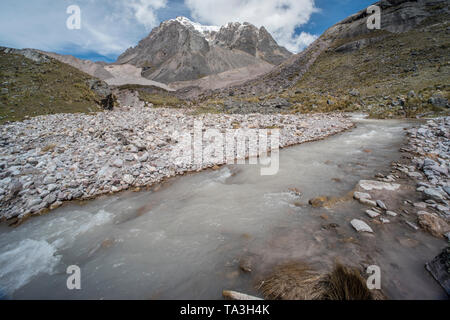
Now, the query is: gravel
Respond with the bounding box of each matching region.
[0,107,353,220]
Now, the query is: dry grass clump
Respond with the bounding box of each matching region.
[259,262,325,300]
[320,263,372,300]
[259,262,381,300]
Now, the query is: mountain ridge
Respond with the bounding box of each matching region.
[116,17,292,83]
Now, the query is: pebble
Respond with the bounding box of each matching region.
[380,218,390,224]
[353,192,371,200]
[386,211,398,217]
[112,159,124,168]
[359,198,377,207]
[405,221,419,231]
[376,200,387,210]
[366,210,380,218]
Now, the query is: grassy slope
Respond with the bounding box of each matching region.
[117,84,183,108]
[0,52,103,124]
[286,13,450,118]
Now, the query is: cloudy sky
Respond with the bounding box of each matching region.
[0,0,375,62]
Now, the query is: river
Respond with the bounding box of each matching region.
[0,117,446,299]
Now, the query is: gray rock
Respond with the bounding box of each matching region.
[112,159,124,168]
[44,193,56,205]
[27,197,42,207]
[405,221,419,231]
[353,192,371,200]
[443,186,450,196]
[366,210,380,218]
[43,176,56,185]
[423,188,444,202]
[9,180,22,198]
[351,219,373,233]
[376,200,387,210]
[386,211,398,217]
[122,174,134,185]
[359,198,377,207]
[428,94,448,108]
[138,152,149,162]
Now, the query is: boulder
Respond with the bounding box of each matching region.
[87,79,117,110]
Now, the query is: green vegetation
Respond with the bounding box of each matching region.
[0,52,103,124]
[287,15,450,118]
[118,84,184,108]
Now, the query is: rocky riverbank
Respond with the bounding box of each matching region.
[349,117,450,240]
[0,107,353,224]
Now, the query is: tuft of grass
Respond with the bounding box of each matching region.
[320,263,372,300]
[259,262,383,300]
[286,13,450,118]
[259,262,325,300]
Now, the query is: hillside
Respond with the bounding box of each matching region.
[0,48,113,124]
[199,0,449,118]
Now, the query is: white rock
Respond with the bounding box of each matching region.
[112,159,123,168]
[366,210,380,218]
[386,211,398,217]
[138,152,149,162]
[123,174,134,185]
[380,218,390,224]
[359,198,377,207]
[354,192,371,200]
[376,200,387,210]
[351,219,373,233]
[357,180,401,191]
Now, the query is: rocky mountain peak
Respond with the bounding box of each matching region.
[116,17,292,83]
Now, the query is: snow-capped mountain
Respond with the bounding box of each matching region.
[116,17,292,83]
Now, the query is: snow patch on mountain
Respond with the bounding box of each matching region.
[171,16,220,38]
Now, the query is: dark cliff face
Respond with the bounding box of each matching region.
[116,17,292,84]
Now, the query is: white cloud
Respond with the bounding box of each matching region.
[185,0,319,53]
[127,0,168,29]
[0,0,168,59]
